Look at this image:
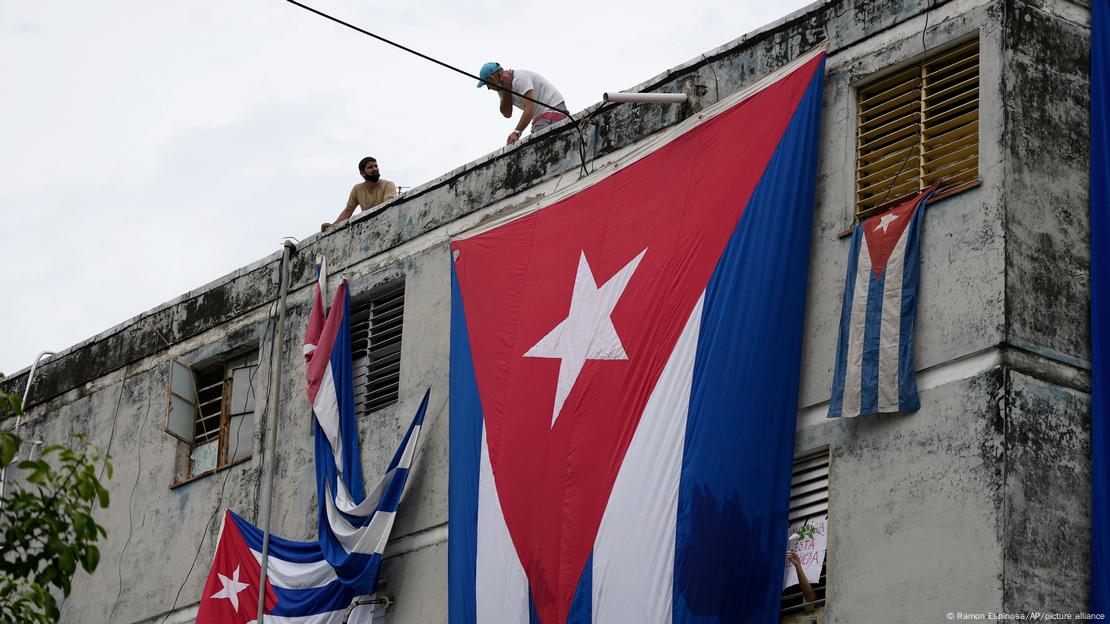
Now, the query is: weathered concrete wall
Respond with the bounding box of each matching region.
[810,371,1007,622]
[1,0,1098,622]
[1003,0,1091,365]
[998,0,1093,615]
[1003,367,1090,613]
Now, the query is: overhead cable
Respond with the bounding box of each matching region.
[283,0,590,176]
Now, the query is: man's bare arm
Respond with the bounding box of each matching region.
[322,194,358,231]
[508,91,536,144]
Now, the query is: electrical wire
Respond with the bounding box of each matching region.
[875,0,933,210]
[701,54,720,103]
[106,391,152,624]
[283,0,591,177]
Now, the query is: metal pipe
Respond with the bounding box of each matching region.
[256,241,296,622]
[0,350,55,510]
[341,595,394,623]
[602,91,689,104]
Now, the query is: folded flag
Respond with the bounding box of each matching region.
[828,184,939,418]
[304,259,429,595]
[195,509,374,623]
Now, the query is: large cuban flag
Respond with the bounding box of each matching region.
[1091,0,1110,613]
[449,46,826,623]
[195,510,375,623]
[304,260,429,595]
[827,184,937,419]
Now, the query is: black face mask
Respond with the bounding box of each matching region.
[364,173,380,182]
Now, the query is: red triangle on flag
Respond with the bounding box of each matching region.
[195,511,277,624]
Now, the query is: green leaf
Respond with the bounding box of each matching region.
[0,432,18,466]
[82,545,100,572]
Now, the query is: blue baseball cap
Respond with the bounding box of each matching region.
[477,62,501,87]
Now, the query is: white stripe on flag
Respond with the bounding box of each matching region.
[334,427,421,516]
[249,549,338,590]
[313,365,344,471]
[877,227,911,412]
[842,236,874,418]
[324,483,397,555]
[593,294,704,623]
[476,427,530,624]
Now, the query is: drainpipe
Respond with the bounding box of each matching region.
[0,350,55,511]
[256,241,296,622]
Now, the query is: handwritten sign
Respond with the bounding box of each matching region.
[783,515,827,590]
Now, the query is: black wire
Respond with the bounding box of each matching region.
[701,54,720,103]
[106,391,151,624]
[283,0,590,177]
[876,0,932,210]
[97,360,131,482]
[285,0,566,116]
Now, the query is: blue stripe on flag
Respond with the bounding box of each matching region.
[898,201,925,412]
[567,552,592,624]
[1093,0,1110,613]
[270,579,360,617]
[331,291,365,502]
[828,231,862,417]
[673,58,824,623]
[448,264,482,624]
[860,268,886,414]
[229,511,326,564]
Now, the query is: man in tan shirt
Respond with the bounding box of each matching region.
[321,156,398,231]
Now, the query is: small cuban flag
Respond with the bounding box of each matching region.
[195,510,375,623]
[829,184,939,418]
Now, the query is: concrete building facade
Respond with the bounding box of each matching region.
[1,0,1094,622]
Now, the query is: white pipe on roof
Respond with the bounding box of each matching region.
[603,91,689,104]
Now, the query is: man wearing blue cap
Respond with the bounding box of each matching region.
[477,62,568,145]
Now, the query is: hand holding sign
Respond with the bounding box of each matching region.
[783,515,827,592]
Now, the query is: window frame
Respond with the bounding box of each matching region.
[781,447,830,618]
[854,35,981,221]
[166,350,258,486]
[350,278,406,417]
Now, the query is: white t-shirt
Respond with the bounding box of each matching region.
[509,70,566,115]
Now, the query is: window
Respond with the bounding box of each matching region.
[855,37,979,219]
[781,448,829,620]
[166,351,257,481]
[351,280,405,416]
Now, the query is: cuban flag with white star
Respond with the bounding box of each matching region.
[828,184,938,419]
[195,510,376,623]
[449,46,826,623]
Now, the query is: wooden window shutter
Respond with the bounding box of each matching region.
[856,38,979,219]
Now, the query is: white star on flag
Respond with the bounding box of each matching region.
[874,212,899,234]
[210,564,251,612]
[525,248,647,426]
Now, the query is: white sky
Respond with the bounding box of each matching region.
[0,0,814,375]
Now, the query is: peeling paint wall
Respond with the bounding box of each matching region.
[0,0,1096,622]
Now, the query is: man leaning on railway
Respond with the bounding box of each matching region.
[321,156,398,231]
[477,62,569,145]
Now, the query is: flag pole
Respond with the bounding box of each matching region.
[256,240,296,621]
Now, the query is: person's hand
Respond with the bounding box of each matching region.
[506,130,521,145]
[321,222,332,232]
[786,550,802,569]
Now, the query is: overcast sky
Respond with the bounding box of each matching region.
[0,0,814,375]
